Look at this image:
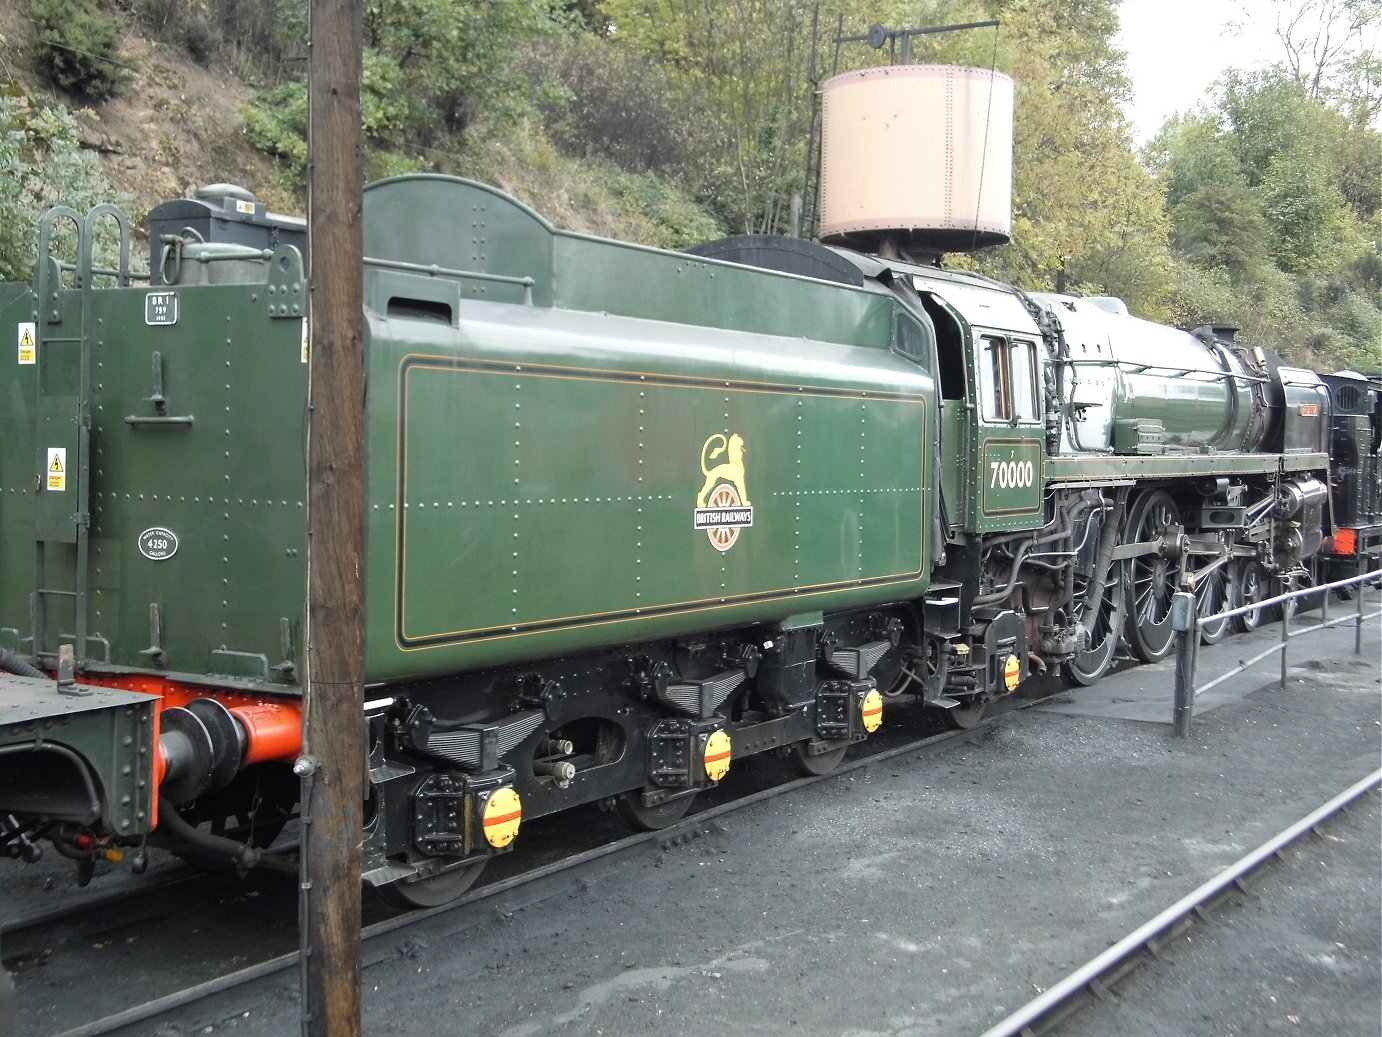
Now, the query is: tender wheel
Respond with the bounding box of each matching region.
[1232,560,1269,632]
[937,697,987,730]
[1063,563,1127,687]
[1124,490,1182,662]
[171,763,298,870]
[377,859,487,910]
[614,789,696,831]
[787,741,849,776]
[1196,563,1233,645]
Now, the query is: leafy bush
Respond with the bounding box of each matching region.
[29,0,133,102]
[0,95,131,281]
[520,36,691,176]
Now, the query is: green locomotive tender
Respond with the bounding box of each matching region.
[0,176,1330,904]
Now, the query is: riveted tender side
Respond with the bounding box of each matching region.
[356,176,941,901]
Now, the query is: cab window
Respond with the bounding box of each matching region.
[978,336,1040,423]
[893,312,932,367]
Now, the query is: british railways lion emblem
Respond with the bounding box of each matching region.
[693,433,754,552]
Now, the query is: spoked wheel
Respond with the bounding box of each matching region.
[614,789,697,831]
[937,697,987,730]
[1063,563,1127,687]
[1282,571,1312,619]
[1124,490,1182,662]
[787,741,849,776]
[1232,560,1270,632]
[377,859,487,910]
[1195,562,1233,645]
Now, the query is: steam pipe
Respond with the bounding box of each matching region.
[0,648,44,679]
[1080,489,1129,638]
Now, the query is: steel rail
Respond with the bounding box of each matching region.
[977,767,1382,1037]
[0,867,201,940]
[45,709,1000,1037]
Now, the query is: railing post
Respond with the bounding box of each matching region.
[1171,590,1197,738]
[1279,581,1290,690]
[1357,577,1365,655]
[0,931,13,1037]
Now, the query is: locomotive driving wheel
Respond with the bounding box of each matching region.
[1232,559,1270,631]
[1195,562,1233,644]
[377,859,488,909]
[1124,490,1182,662]
[1063,563,1127,686]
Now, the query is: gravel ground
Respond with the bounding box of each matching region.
[95,604,1379,1037]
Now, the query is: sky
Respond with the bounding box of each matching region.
[1115,0,1283,143]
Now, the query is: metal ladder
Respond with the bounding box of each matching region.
[30,204,134,668]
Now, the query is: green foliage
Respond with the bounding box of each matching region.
[453,127,725,250]
[134,0,305,75]
[595,0,839,234]
[1150,64,1380,367]
[240,80,308,177]
[976,0,1184,319]
[0,95,131,281]
[521,35,690,176]
[1171,183,1272,283]
[240,0,566,188]
[29,0,134,101]
[360,0,567,142]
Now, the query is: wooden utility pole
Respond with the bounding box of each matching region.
[302,0,365,1033]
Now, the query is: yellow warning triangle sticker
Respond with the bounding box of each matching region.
[19,327,34,348]
[49,455,64,473]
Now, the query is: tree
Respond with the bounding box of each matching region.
[596,0,843,234]
[1233,0,1382,99]
[242,0,567,182]
[1171,183,1272,283]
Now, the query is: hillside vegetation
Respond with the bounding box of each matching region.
[1,0,1378,371]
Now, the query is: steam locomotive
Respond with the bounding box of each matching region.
[1,173,1376,907]
[2,62,1379,904]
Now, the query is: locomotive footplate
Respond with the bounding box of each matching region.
[0,674,157,838]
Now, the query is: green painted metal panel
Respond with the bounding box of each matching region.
[553,235,892,349]
[976,435,1043,524]
[363,298,933,681]
[0,287,39,651]
[81,280,308,682]
[1,264,309,685]
[361,175,894,351]
[0,676,157,835]
[363,174,555,308]
[1047,453,1285,482]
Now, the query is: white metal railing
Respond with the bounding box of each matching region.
[1171,567,1382,737]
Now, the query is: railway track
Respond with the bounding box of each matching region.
[9,697,995,1037]
[6,601,1374,1036]
[979,768,1382,1037]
